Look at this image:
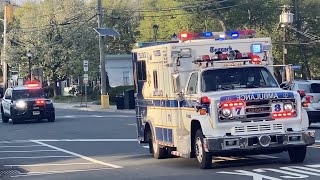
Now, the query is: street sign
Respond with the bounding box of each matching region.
[83,60,89,72]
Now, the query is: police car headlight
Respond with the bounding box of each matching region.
[284,103,293,112]
[46,100,53,105]
[16,100,27,109]
[221,108,232,117]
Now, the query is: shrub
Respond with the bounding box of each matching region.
[107,85,134,103]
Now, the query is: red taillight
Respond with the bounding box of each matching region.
[272,112,295,119]
[36,99,45,105]
[305,95,313,102]
[201,96,211,104]
[221,101,246,108]
[302,95,313,107]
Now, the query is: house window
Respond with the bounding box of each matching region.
[137,61,146,81]
[153,70,158,89]
[123,71,130,86]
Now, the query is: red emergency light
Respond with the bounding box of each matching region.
[25,81,40,88]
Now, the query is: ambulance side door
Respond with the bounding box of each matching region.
[183,72,199,120]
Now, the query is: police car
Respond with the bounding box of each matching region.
[0,82,55,124]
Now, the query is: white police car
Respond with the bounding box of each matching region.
[0,82,55,124]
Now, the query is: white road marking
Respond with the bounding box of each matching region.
[56,115,134,119]
[0,150,59,153]
[216,157,239,161]
[0,145,44,148]
[11,167,113,178]
[247,155,279,159]
[32,140,123,169]
[316,140,320,143]
[142,145,149,149]
[128,123,136,126]
[0,140,32,144]
[4,162,94,167]
[32,139,137,142]
[0,155,74,160]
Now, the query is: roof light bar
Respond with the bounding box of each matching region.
[178,29,256,41]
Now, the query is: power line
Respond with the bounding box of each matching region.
[106,0,232,13]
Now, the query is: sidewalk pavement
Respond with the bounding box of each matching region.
[53,102,135,114]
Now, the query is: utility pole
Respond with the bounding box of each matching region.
[2,1,8,91]
[279,5,293,82]
[292,0,310,79]
[98,0,107,95]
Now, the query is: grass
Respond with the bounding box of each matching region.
[52,95,116,105]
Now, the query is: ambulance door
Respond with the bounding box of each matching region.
[182,72,199,126]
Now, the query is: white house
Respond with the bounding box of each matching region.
[105,54,134,87]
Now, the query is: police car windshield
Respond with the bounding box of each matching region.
[201,67,278,92]
[12,89,45,100]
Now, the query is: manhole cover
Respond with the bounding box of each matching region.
[0,168,25,176]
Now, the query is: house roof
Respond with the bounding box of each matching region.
[105,54,131,60]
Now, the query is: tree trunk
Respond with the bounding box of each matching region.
[215,12,227,31]
[301,45,311,79]
[53,81,58,97]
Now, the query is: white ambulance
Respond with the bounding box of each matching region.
[132,30,315,169]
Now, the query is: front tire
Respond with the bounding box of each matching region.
[288,146,307,163]
[48,114,55,122]
[1,109,9,123]
[194,129,212,169]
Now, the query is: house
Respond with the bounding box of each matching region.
[105,54,134,87]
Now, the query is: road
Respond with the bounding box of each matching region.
[0,105,320,180]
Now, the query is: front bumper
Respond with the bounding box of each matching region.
[11,107,55,120]
[204,130,315,155]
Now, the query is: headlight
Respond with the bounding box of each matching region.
[284,103,293,112]
[16,100,27,109]
[222,108,232,117]
[46,100,53,105]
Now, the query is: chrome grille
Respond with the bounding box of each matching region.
[233,123,284,135]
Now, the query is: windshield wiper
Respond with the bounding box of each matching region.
[245,84,260,88]
[220,85,234,90]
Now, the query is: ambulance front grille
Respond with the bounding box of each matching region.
[233,123,283,134]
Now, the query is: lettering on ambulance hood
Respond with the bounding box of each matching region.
[210,46,232,53]
[220,92,294,102]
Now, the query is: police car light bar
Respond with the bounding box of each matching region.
[178,29,256,41]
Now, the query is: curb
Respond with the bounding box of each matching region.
[54,103,135,114]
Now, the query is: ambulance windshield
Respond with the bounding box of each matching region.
[201,67,278,92]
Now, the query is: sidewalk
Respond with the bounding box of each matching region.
[54,102,135,114]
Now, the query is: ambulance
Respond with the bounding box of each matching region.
[132,30,315,169]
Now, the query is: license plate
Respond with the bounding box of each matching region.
[271,103,283,112]
[33,111,40,115]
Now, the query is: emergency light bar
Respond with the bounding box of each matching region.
[178,29,256,41]
[193,52,262,65]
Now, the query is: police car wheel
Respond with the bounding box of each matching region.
[48,115,55,122]
[1,111,9,123]
[288,146,307,163]
[195,129,212,169]
[12,118,22,124]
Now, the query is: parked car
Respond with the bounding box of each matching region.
[280,80,320,125]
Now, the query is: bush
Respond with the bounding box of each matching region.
[107,85,134,103]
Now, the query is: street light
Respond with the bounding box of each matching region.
[27,50,32,80]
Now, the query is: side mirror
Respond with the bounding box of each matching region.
[297,90,306,98]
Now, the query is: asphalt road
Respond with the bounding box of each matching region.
[0,106,320,180]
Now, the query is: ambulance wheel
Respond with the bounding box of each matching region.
[1,109,9,123]
[149,130,167,159]
[194,129,212,169]
[288,146,307,163]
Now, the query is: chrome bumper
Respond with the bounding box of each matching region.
[204,130,315,152]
